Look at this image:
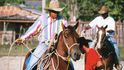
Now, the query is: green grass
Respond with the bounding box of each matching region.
[0,45,28,56]
[0,40,38,56]
[119,46,124,61]
[0,43,124,61]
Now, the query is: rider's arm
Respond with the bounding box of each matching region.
[15,15,43,43]
[85,25,92,30]
[85,17,99,31]
[21,16,42,40]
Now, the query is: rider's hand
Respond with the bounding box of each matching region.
[85,25,91,30]
[15,38,25,44]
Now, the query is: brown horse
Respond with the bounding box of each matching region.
[95,25,120,70]
[23,23,81,70]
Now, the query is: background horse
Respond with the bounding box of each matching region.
[95,26,119,70]
[23,22,81,70]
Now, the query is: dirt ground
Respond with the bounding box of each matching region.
[0,55,123,70]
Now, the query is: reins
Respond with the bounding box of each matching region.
[54,30,78,70]
[45,29,79,70]
[63,29,79,56]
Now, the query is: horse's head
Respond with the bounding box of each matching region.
[57,22,81,61]
[95,25,108,49]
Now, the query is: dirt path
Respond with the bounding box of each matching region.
[0,56,123,70]
[0,56,24,70]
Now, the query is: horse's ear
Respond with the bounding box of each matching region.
[96,25,100,29]
[62,23,66,30]
[73,21,79,30]
[104,25,108,29]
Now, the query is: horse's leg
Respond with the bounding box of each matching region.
[105,55,115,70]
[106,63,114,70]
[68,61,74,70]
[95,67,103,70]
[114,53,122,70]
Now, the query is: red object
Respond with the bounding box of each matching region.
[85,48,101,70]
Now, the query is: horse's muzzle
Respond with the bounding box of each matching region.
[71,50,81,61]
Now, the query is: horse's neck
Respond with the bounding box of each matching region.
[56,35,68,58]
[98,36,115,54]
[101,36,111,46]
[50,53,68,70]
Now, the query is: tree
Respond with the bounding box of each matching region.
[102,0,124,21]
[76,0,124,21]
[60,1,70,20]
[0,0,6,6]
[77,0,101,21]
[66,0,78,21]
[4,0,25,5]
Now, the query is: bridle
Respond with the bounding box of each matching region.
[38,28,79,70]
[47,29,79,70]
[95,26,112,70]
[96,28,106,49]
[56,29,79,61]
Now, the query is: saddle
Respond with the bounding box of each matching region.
[37,34,58,70]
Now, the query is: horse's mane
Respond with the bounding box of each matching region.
[67,25,79,38]
[53,25,79,50]
[54,32,62,49]
[98,36,115,58]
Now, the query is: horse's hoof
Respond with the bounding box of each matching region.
[115,64,123,70]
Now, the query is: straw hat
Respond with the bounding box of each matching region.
[98,5,109,14]
[45,0,64,12]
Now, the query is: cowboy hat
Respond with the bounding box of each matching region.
[98,5,109,14]
[45,0,64,12]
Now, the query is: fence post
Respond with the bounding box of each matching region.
[122,20,124,47]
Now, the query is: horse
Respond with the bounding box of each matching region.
[23,22,81,70]
[94,25,120,70]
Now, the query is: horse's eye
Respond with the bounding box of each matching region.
[64,31,70,38]
[64,33,69,38]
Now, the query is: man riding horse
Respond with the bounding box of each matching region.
[15,0,68,70]
[85,5,121,69]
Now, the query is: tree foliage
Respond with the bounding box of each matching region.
[77,0,101,21]
[0,0,25,5]
[103,0,124,21]
[0,0,6,6]
[0,0,124,21]
[66,0,124,21]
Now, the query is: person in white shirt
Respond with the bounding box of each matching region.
[85,5,121,69]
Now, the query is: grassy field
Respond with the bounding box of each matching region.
[0,43,124,60]
[0,44,28,56]
[119,46,124,61]
[0,40,38,56]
